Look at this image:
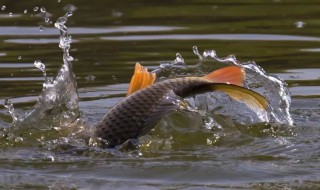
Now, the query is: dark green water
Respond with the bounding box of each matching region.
[0,0,320,189]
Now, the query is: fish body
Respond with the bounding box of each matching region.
[95,64,268,148]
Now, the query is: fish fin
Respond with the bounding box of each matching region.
[138,90,186,136]
[202,66,245,86]
[126,63,156,96]
[209,83,269,111]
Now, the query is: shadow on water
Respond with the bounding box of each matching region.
[0,0,320,189]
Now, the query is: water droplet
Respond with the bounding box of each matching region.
[34,60,45,71]
[4,99,18,122]
[203,50,216,58]
[66,11,73,17]
[174,53,184,63]
[192,46,202,60]
[226,54,237,63]
[1,5,6,11]
[40,7,46,12]
[8,12,12,17]
[89,138,98,146]
[46,154,55,162]
[14,137,24,143]
[63,4,77,13]
[34,60,47,81]
[18,56,22,60]
[60,137,69,143]
[111,10,123,18]
[39,25,44,31]
[67,55,74,61]
[33,6,38,12]
[23,9,28,14]
[45,17,50,23]
[85,75,96,81]
[295,21,305,28]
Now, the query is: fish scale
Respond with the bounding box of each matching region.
[94,77,212,148]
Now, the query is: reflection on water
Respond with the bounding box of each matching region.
[4,38,73,44]
[0,26,184,36]
[290,86,320,96]
[1,0,320,189]
[102,34,320,41]
[0,77,44,81]
[276,68,320,81]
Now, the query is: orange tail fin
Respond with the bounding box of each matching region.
[126,63,156,96]
[202,66,245,86]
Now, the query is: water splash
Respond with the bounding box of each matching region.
[3,99,18,123]
[200,47,292,125]
[34,60,47,81]
[154,46,293,126]
[153,52,194,80]
[192,46,203,60]
[22,12,80,128]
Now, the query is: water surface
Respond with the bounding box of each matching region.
[0,1,320,189]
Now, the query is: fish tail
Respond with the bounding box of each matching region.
[207,83,269,111]
[202,66,245,86]
[126,63,156,96]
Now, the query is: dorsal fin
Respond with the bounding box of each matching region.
[126,63,156,96]
[202,66,245,86]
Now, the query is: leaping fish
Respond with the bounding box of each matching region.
[95,63,269,148]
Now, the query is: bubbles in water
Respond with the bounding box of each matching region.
[8,12,12,17]
[23,9,27,14]
[33,6,39,12]
[18,56,22,60]
[1,5,6,11]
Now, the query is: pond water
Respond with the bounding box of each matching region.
[0,1,320,189]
